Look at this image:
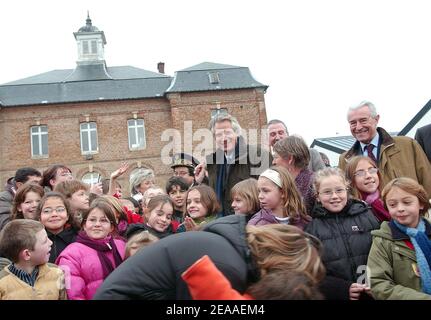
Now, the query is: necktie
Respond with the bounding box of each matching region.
[365,144,378,164]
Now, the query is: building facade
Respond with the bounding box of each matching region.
[0,15,268,192]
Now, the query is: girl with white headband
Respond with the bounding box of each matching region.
[248,166,310,229]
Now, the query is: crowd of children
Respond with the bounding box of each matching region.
[0,149,430,300]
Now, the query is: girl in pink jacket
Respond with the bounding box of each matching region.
[56,200,126,300]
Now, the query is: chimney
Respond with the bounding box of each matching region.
[157,62,165,74]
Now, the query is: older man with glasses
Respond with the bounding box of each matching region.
[339,101,431,196]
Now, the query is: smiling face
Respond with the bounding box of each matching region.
[214,120,238,153]
[83,207,114,240]
[268,123,288,147]
[168,185,187,210]
[231,194,249,215]
[186,189,208,219]
[257,177,284,212]
[353,159,379,194]
[147,202,173,233]
[18,191,41,220]
[385,186,422,228]
[40,197,69,234]
[348,106,379,144]
[317,175,348,213]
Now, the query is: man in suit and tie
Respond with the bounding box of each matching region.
[415,123,431,163]
[339,101,431,196]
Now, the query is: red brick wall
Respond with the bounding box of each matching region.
[0,88,267,193]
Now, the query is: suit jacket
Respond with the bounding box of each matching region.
[415,123,431,162]
[339,127,431,197]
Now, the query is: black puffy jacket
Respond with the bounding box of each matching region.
[93,215,258,300]
[305,199,380,283]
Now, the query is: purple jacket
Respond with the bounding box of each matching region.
[56,236,126,300]
[247,208,310,230]
[295,168,316,215]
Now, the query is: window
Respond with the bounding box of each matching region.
[83,41,89,54]
[91,40,97,54]
[82,172,100,185]
[208,72,220,84]
[80,122,98,154]
[82,40,97,55]
[30,125,48,157]
[211,108,228,119]
[128,119,146,150]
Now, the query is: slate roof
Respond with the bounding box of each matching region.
[0,62,267,107]
[0,66,172,106]
[310,132,399,154]
[166,62,268,93]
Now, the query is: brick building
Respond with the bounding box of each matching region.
[0,15,269,193]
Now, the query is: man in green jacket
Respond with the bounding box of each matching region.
[195,114,269,216]
[339,101,431,196]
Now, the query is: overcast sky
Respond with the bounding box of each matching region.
[2,0,431,146]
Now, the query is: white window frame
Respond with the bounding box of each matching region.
[82,40,98,55]
[30,125,48,158]
[82,172,100,185]
[211,108,228,119]
[80,122,99,154]
[208,72,220,84]
[127,119,146,150]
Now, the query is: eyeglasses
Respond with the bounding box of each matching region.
[174,171,190,177]
[354,168,378,177]
[85,218,112,225]
[349,116,373,128]
[42,207,66,215]
[319,188,347,197]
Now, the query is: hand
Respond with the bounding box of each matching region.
[90,182,103,195]
[194,162,207,184]
[110,162,130,179]
[349,283,367,300]
[184,216,198,231]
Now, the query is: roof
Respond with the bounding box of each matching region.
[310,135,358,154]
[310,132,399,154]
[0,65,172,106]
[0,62,267,107]
[2,66,168,85]
[166,62,268,93]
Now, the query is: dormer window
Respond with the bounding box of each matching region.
[208,72,220,84]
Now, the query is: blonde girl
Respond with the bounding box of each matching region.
[231,178,260,221]
[248,166,310,229]
[305,167,380,300]
[125,230,158,259]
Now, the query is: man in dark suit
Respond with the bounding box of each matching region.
[415,123,431,162]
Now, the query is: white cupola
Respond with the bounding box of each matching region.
[73,12,107,65]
